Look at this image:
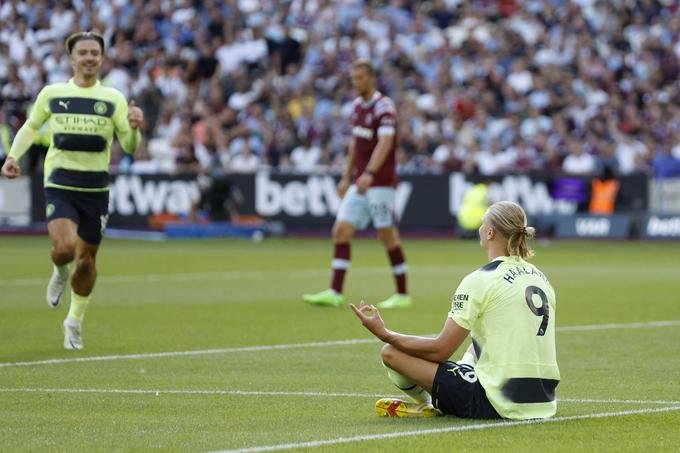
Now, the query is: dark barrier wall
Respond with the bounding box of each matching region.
[31,172,649,230]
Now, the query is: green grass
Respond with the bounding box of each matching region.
[0,236,679,452]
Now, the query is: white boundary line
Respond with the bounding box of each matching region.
[0,388,678,406]
[0,388,388,398]
[557,320,680,331]
[0,339,376,368]
[0,266,462,287]
[1,320,679,369]
[212,406,680,453]
[561,398,680,405]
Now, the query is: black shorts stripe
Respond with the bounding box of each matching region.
[48,168,110,189]
[49,97,114,117]
[53,133,107,152]
[501,378,559,403]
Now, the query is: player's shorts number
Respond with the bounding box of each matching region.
[525,285,549,336]
[459,366,478,383]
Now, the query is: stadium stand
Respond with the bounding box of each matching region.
[1,0,679,180]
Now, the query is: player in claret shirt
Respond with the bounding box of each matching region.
[1,31,144,350]
[303,60,411,309]
[352,201,560,420]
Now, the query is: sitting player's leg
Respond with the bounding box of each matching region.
[380,344,438,394]
[45,198,79,309]
[303,186,368,306]
[375,344,441,417]
[458,342,478,366]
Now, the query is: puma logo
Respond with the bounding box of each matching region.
[58,100,70,110]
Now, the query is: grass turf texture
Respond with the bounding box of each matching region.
[0,237,679,451]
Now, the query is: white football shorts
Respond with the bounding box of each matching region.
[336,185,396,230]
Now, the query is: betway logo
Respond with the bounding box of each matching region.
[109,175,200,215]
[352,126,374,140]
[575,218,610,236]
[449,173,577,216]
[647,216,680,237]
[255,172,412,218]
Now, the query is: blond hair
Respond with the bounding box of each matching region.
[486,201,536,259]
[351,59,376,75]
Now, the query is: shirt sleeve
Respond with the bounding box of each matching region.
[8,87,52,161]
[448,272,485,331]
[112,93,141,155]
[375,97,396,137]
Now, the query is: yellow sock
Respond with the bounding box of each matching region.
[67,291,90,322]
[385,365,432,404]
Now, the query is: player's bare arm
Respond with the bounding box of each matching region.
[1,157,21,179]
[356,134,394,193]
[351,303,469,363]
[338,137,356,198]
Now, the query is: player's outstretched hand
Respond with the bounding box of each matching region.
[128,100,144,129]
[1,157,21,179]
[350,301,388,341]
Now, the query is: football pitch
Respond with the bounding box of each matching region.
[0,236,679,452]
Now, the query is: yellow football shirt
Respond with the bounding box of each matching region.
[9,78,140,191]
[449,255,560,419]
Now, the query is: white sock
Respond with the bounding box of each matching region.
[385,365,432,404]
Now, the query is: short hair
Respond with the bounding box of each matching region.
[65,31,105,55]
[486,201,536,259]
[351,59,375,75]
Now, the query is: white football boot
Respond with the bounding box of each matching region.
[63,320,84,350]
[46,267,69,309]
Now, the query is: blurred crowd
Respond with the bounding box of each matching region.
[1,0,680,179]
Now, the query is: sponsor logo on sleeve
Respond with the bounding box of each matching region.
[452,293,468,310]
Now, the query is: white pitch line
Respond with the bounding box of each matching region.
[561,398,680,405]
[0,388,388,398]
[557,320,680,332]
[212,406,680,453]
[0,388,677,406]
[0,338,378,368]
[0,266,462,287]
[0,320,678,369]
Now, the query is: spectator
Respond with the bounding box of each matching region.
[1,0,678,178]
[562,139,597,176]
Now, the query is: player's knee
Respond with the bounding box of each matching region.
[332,224,352,243]
[380,344,398,367]
[75,254,96,273]
[377,229,399,248]
[52,241,75,262]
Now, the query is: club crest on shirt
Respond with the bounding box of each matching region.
[94,101,108,115]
